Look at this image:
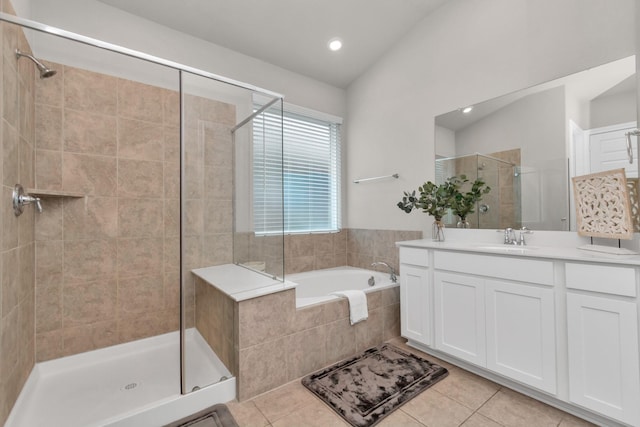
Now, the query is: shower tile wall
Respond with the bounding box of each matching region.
[0,3,36,424]
[182,92,236,327]
[33,63,236,361]
[33,64,178,361]
[489,148,521,229]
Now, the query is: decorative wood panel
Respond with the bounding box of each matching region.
[572,169,633,240]
[626,178,640,232]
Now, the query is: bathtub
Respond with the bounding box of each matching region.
[289,266,399,308]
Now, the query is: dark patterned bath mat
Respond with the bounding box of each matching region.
[163,403,238,427]
[302,344,448,427]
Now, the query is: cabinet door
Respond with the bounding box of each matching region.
[434,271,486,366]
[485,279,556,394]
[400,265,430,345]
[567,293,640,426]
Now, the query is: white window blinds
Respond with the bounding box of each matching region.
[253,103,342,234]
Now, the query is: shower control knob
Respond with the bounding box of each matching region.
[12,184,42,216]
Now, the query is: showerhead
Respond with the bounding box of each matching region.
[15,49,57,79]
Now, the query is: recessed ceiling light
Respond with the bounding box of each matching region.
[462,106,473,114]
[328,38,343,52]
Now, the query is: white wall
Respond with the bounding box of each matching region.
[590,90,637,129]
[347,0,635,233]
[434,125,455,158]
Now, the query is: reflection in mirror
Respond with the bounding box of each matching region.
[437,153,520,229]
[435,56,637,231]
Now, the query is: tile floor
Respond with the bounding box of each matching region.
[226,337,597,427]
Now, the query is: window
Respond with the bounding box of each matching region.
[253,102,342,234]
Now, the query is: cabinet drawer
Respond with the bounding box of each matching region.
[400,247,428,267]
[566,263,636,297]
[434,251,553,285]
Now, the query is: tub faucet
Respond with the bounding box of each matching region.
[371,261,397,283]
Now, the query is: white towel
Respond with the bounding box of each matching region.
[331,290,368,325]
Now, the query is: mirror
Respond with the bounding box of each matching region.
[435,56,637,231]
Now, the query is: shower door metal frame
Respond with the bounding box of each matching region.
[0,13,282,97]
[0,12,284,396]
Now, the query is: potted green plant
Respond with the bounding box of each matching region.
[448,175,491,228]
[397,180,458,241]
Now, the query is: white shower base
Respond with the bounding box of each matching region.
[6,328,235,427]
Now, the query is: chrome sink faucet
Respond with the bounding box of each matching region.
[517,227,533,245]
[499,228,517,244]
[371,261,397,283]
[498,227,533,245]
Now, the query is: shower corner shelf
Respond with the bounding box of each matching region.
[27,188,85,198]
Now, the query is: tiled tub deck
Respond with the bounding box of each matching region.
[193,265,401,400]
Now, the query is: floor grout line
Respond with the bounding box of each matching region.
[461,386,505,427]
[395,407,428,426]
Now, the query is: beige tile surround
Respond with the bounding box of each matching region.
[195,274,402,401]
[195,277,236,375]
[285,228,422,276]
[33,62,237,361]
[33,66,181,361]
[195,227,422,400]
[0,5,37,424]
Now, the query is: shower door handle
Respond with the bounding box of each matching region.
[625,129,640,164]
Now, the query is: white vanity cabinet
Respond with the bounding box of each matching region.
[397,241,640,427]
[565,263,640,426]
[433,252,556,394]
[434,271,486,366]
[399,247,431,345]
[484,278,556,394]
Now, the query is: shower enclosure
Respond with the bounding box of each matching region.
[0,9,283,427]
[231,97,285,279]
[436,153,521,229]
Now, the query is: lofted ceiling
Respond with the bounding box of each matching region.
[97,0,449,88]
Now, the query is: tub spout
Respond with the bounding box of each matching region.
[370,261,397,283]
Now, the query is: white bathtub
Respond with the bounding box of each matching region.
[289,266,399,308]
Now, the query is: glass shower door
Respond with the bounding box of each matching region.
[180,71,242,393]
[179,71,284,394]
[232,97,285,279]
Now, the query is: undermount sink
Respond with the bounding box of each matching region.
[474,245,539,252]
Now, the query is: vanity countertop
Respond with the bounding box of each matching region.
[396,237,640,266]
